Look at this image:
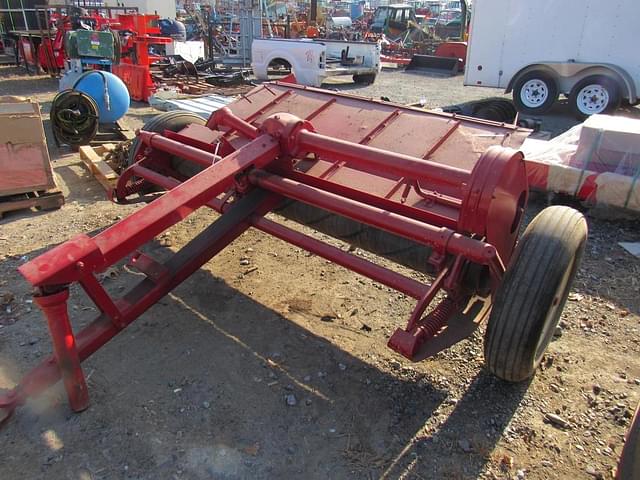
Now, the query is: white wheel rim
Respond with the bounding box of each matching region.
[576,84,610,115]
[520,79,549,108]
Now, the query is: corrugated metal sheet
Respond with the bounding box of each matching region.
[160,95,235,118]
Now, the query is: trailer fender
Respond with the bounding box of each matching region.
[506,63,637,103]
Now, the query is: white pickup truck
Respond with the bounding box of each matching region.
[251,38,381,87]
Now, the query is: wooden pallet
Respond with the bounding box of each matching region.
[0,189,64,219]
[79,144,119,191]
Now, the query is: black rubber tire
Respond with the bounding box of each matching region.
[618,404,640,480]
[512,70,558,115]
[128,110,206,172]
[569,75,621,119]
[353,73,377,85]
[484,206,588,382]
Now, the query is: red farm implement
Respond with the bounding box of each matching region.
[0,83,587,423]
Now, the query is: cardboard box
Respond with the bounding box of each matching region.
[0,96,57,197]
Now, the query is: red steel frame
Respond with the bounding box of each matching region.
[0,82,530,424]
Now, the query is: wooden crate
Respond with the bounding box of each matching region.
[0,96,57,197]
[0,96,65,218]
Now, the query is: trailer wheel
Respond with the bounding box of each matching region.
[353,73,377,85]
[512,71,558,115]
[128,110,206,176]
[569,75,621,119]
[484,206,587,382]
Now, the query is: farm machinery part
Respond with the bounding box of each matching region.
[0,83,587,424]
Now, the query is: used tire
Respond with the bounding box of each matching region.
[512,70,558,115]
[484,206,587,382]
[128,110,206,174]
[569,74,621,119]
[353,73,377,85]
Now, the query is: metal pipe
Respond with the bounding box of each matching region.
[250,170,497,266]
[210,106,260,139]
[297,130,469,188]
[251,216,427,300]
[93,136,279,267]
[34,289,90,412]
[127,168,428,299]
[138,130,223,167]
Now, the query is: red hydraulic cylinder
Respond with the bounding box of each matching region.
[34,290,90,412]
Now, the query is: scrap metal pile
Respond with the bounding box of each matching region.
[0,82,587,423]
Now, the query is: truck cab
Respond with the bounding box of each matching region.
[370,4,418,36]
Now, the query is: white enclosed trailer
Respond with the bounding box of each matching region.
[464,0,640,117]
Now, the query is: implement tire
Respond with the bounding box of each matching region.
[484,206,587,382]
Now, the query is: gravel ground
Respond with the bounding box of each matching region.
[0,66,639,480]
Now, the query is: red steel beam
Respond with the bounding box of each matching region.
[296,129,469,188]
[249,170,499,267]
[138,130,223,166]
[123,166,428,299]
[2,190,280,420]
[20,135,280,287]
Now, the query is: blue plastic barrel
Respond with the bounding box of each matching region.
[72,71,130,124]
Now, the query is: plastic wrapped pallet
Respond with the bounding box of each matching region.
[521,114,640,213]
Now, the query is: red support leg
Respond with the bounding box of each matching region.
[34,289,90,412]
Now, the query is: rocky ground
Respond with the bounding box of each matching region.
[0,66,639,480]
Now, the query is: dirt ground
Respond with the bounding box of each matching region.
[0,66,639,480]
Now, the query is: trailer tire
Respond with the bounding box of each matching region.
[484,206,587,382]
[512,71,558,115]
[353,73,377,85]
[128,110,206,174]
[569,75,621,119]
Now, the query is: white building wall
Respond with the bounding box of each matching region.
[119,0,177,19]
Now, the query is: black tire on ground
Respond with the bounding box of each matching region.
[618,404,640,480]
[568,74,621,119]
[128,110,206,179]
[484,206,588,382]
[512,70,558,115]
[353,73,377,85]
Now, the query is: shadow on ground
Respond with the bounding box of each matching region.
[0,216,528,479]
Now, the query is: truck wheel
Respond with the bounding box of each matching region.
[512,71,558,115]
[353,73,377,85]
[484,206,587,382]
[569,75,621,119]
